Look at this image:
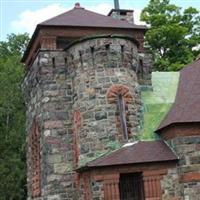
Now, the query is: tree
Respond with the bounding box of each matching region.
[0,33,29,199]
[141,0,200,71]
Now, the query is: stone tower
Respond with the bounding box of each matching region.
[22,3,152,200]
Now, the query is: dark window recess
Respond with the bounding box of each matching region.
[121,45,124,64]
[52,57,55,68]
[117,94,128,141]
[119,173,145,200]
[56,37,76,49]
[90,46,95,67]
[120,11,127,16]
[139,59,144,78]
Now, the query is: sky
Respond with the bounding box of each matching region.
[0,0,200,41]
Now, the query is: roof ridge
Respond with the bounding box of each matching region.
[39,6,147,29]
[39,8,74,25]
[40,7,134,26]
[82,8,134,26]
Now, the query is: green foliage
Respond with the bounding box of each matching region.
[106,141,121,151]
[0,33,29,199]
[141,0,200,71]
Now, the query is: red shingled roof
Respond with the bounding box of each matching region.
[40,6,146,29]
[80,141,177,169]
[157,58,200,132]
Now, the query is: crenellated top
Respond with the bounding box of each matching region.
[21,3,147,68]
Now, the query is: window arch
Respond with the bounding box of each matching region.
[107,85,133,141]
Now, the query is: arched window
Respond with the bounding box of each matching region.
[107,84,132,141]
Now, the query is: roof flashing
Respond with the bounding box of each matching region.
[122,141,138,147]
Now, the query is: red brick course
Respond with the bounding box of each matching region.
[180,172,200,183]
[29,119,41,198]
[159,123,200,140]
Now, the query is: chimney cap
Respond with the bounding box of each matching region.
[74,2,82,9]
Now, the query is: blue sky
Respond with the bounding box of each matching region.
[0,0,200,41]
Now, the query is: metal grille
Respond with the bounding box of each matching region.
[119,173,145,200]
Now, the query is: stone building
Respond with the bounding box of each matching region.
[22,2,200,200]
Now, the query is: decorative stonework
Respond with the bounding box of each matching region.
[106,84,133,104]
[107,84,134,141]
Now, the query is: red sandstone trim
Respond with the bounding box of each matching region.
[180,172,200,183]
[29,119,41,198]
[107,84,133,141]
[159,123,200,140]
[106,84,133,104]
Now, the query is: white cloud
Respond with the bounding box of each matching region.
[11,3,145,37]
[11,3,67,35]
[86,3,113,15]
[133,9,146,25]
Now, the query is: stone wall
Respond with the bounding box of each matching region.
[161,134,200,200]
[23,50,76,199]
[23,35,152,199]
[162,168,182,200]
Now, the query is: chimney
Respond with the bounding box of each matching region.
[108,0,134,23]
[108,9,134,24]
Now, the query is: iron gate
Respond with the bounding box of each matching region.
[119,173,145,200]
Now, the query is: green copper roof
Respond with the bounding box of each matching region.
[140,72,180,139]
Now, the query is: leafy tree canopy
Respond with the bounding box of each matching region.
[0,33,29,199]
[141,0,200,71]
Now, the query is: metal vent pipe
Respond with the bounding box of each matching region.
[114,0,120,9]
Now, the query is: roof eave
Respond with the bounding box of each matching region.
[76,159,179,172]
[155,121,200,134]
[39,24,147,30]
[21,24,41,63]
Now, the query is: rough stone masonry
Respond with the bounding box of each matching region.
[23,35,152,199]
